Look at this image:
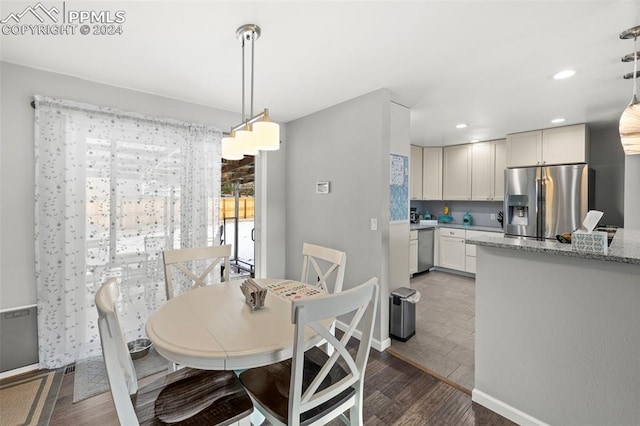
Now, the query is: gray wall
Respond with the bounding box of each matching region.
[285,89,393,344]
[0,61,286,310]
[589,124,626,227]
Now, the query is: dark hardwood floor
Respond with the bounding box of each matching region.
[49,348,514,425]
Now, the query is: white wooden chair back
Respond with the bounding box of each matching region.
[95,278,140,425]
[289,277,379,426]
[162,244,231,299]
[300,243,347,293]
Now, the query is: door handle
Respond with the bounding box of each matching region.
[251,228,255,242]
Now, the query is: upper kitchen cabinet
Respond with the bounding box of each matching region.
[506,124,589,167]
[422,147,443,200]
[472,139,506,201]
[443,144,472,200]
[410,145,443,200]
[506,130,541,167]
[541,124,589,165]
[410,145,423,200]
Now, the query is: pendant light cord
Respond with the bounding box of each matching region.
[240,30,256,122]
[241,35,246,122]
[250,33,255,117]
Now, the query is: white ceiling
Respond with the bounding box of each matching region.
[1,1,639,146]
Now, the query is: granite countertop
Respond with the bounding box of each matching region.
[410,223,504,232]
[467,229,640,265]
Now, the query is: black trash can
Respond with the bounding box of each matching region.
[389,287,417,342]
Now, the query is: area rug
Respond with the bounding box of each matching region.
[0,368,64,426]
[73,346,170,403]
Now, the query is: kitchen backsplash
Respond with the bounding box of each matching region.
[411,200,503,228]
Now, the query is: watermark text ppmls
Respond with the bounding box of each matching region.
[1,2,126,36]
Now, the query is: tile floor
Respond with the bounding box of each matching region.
[388,270,476,392]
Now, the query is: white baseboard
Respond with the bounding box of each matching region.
[0,363,39,380]
[376,336,391,352]
[334,320,390,352]
[472,388,549,426]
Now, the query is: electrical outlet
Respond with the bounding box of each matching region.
[491,213,496,220]
[370,218,378,231]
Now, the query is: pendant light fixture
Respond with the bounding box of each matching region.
[619,25,640,155]
[221,24,280,161]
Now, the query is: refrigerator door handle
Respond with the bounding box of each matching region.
[536,170,544,240]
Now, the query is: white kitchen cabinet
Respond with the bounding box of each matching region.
[434,227,441,267]
[542,124,589,165]
[443,144,472,200]
[493,140,506,201]
[438,228,466,271]
[472,139,506,201]
[410,145,423,200]
[471,142,492,200]
[409,230,418,276]
[506,130,542,168]
[506,124,589,167]
[422,147,443,200]
[465,229,503,273]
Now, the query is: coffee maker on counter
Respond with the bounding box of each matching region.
[410,207,419,224]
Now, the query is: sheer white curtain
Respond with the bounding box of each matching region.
[34,96,221,368]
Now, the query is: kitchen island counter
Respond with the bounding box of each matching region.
[471,228,640,425]
[467,228,640,265]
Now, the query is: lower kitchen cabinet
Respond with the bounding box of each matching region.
[435,227,504,273]
[409,230,418,275]
[438,228,466,271]
[465,229,504,273]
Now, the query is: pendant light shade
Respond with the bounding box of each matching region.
[236,123,259,156]
[252,110,280,151]
[620,100,640,155]
[220,24,280,161]
[620,25,640,155]
[222,132,243,160]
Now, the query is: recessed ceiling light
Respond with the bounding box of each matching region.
[553,70,576,80]
[456,123,468,129]
[470,139,479,143]
[551,118,566,124]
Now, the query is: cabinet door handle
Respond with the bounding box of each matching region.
[449,231,455,235]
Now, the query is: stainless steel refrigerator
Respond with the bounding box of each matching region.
[504,163,590,240]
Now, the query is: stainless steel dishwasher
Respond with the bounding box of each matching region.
[417,227,434,273]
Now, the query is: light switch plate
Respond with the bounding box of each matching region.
[370,218,378,231]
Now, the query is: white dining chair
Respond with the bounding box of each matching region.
[162,244,231,299]
[300,243,347,294]
[95,278,253,426]
[239,277,379,426]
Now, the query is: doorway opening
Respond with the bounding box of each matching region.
[221,156,255,279]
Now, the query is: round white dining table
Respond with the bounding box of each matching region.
[145,279,328,370]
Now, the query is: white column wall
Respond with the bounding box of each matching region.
[624,154,640,230]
